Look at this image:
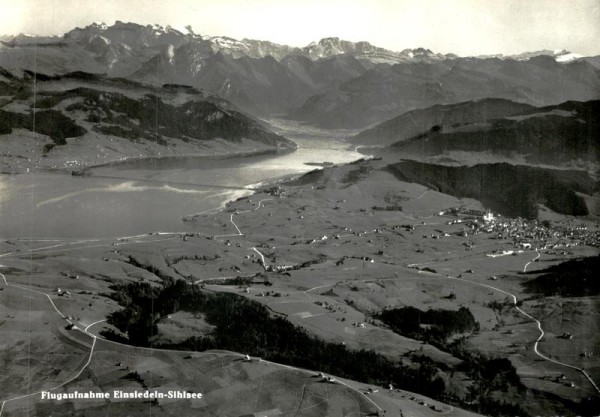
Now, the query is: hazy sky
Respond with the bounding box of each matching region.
[1,0,599,56]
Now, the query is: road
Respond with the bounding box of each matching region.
[213,198,272,238]
[207,197,600,398]
[213,197,273,272]
[83,319,387,414]
[0,272,98,417]
[418,252,600,396]
[1,267,387,416]
[523,248,541,272]
[0,196,394,416]
[3,192,596,415]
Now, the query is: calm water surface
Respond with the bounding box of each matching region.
[0,120,363,238]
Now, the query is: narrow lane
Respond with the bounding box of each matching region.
[0,272,98,417]
[420,263,600,395]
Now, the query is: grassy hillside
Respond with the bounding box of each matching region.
[351,98,535,146]
[386,160,595,218]
[523,255,600,297]
[0,69,295,171]
[388,100,600,166]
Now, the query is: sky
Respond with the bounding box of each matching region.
[0,0,599,56]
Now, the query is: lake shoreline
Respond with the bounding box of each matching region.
[74,146,296,175]
[0,129,297,175]
[0,125,365,239]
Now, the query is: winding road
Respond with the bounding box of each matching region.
[522,248,541,273]
[213,198,272,239]
[418,249,600,396]
[0,196,392,416]
[205,197,600,398]
[0,271,98,417]
[0,266,386,416]
[2,194,597,416]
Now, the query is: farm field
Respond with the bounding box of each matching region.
[1,157,598,416]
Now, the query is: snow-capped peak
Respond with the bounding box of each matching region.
[554,50,582,62]
[167,44,175,64]
[91,22,108,30]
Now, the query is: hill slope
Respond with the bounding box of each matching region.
[0,69,294,172]
[387,100,600,166]
[386,160,596,218]
[351,98,536,147]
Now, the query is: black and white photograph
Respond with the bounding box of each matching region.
[0,1,599,415]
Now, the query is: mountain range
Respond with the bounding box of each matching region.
[1,21,599,128]
[294,56,600,128]
[1,20,599,417]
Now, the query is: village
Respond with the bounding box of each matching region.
[435,207,600,252]
[1,158,598,417]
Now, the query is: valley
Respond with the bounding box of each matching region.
[1,152,599,416]
[0,17,598,417]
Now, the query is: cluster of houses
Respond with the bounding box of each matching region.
[436,207,599,249]
[480,217,598,249]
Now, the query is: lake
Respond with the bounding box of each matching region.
[0,119,363,238]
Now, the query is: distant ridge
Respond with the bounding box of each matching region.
[351,98,535,146]
[387,100,600,166]
[0,21,598,126]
